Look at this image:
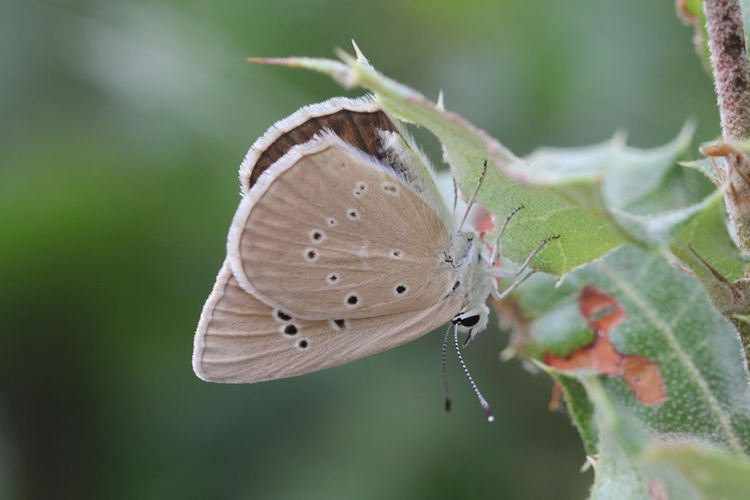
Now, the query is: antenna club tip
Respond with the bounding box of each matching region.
[445,398,452,412]
[480,400,494,422]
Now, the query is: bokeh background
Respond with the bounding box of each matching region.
[0,1,719,499]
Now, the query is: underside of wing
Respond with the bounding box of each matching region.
[239,95,399,194]
[227,134,457,320]
[193,260,462,383]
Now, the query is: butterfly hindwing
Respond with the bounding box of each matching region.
[193,260,462,382]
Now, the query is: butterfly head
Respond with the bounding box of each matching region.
[445,230,498,346]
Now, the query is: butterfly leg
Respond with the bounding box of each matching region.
[490,234,559,278]
[457,160,488,232]
[490,205,525,264]
[488,233,560,303]
[492,269,538,301]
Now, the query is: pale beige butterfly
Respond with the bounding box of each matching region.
[192,95,556,420]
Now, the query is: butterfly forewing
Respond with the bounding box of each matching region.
[193,260,462,382]
[239,95,399,194]
[228,135,457,320]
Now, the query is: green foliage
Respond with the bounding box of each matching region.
[269,45,750,498]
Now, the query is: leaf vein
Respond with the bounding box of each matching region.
[598,262,743,454]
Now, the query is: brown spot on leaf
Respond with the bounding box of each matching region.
[623,356,667,406]
[544,286,667,406]
[579,285,624,332]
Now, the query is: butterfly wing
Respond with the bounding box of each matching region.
[227,133,458,320]
[193,260,462,382]
[238,95,400,194]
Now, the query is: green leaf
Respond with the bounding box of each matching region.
[669,189,746,281]
[254,49,750,496]
[583,378,652,500]
[581,377,750,499]
[505,123,727,250]
[544,369,598,454]
[513,125,700,213]
[517,246,750,497]
[527,299,594,358]
[518,246,750,454]
[643,441,750,500]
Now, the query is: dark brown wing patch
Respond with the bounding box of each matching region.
[247,109,398,189]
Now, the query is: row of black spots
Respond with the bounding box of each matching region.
[353,180,400,198]
[341,283,408,307]
[282,322,308,350]
[273,308,308,350]
[323,207,356,225]
[284,324,308,351]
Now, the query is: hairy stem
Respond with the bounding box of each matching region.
[705,0,750,141]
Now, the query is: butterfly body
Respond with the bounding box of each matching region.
[193,95,505,384]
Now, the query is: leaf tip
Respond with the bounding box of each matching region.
[611,129,628,148]
[351,39,368,63]
[436,89,445,110]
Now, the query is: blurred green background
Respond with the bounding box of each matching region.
[0,1,719,499]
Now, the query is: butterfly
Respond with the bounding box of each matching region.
[192,95,557,420]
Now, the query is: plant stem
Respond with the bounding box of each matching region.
[705,0,750,141]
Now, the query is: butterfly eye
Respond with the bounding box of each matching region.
[453,313,480,327]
